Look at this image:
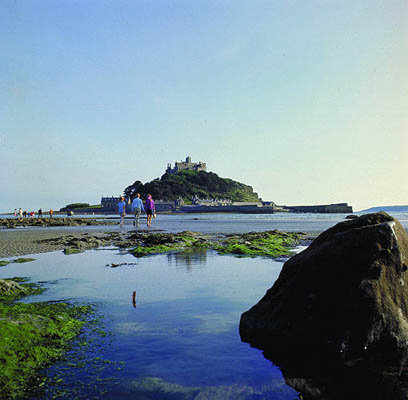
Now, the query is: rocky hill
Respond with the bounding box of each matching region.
[124,170,259,202]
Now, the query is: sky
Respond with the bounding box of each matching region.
[1,0,407,213]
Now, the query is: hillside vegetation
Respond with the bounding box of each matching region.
[124,170,259,202]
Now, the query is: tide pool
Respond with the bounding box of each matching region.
[0,248,299,399]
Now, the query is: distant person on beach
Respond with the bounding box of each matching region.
[117,196,126,227]
[23,211,27,218]
[131,193,145,227]
[19,208,22,218]
[145,194,156,227]
[49,209,53,218]
[14,209,17,217]
[38,208,43,219]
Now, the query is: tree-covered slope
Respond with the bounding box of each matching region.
[124,170,259,202]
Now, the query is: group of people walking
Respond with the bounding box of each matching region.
[14,208,52,219]
[117,193,156,228]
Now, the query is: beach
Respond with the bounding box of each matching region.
[2,211,408,259]
[2,211,408,399]
[0,212,357,259]
[0,228,111,258]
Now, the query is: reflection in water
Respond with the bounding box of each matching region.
[260,347,408,400]
[132,290,136,308]
[0,248,298,399]
[167,250,207,270]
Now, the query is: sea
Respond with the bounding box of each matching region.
[1,211,408,399]
[3,210,408,234]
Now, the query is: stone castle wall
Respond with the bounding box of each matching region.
[166,156,206,174]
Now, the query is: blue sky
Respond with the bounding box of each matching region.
[1,0,407,212]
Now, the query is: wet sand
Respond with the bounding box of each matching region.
[0,212,323,259]
[0,227,118,258]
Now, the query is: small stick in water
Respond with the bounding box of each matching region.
[132,291,137,308]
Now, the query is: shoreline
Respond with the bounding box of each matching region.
[0,224,318,259]
[0,226,119,258]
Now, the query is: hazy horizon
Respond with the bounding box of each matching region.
[2,1,407,213]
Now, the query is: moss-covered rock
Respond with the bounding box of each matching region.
[129,231,209,258]
[0,279,29,298]
[13,258,36,264]
[63,248,84,255]
[214,231,304,258]
[128,230,302,259]
[0,261,10,267]
[0,258,36,268]
[0,279,92,399]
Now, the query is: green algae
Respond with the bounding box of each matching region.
[0,279,93,399]
[63,248,84,255]
[214,231,304,258]
[13,258,36,263]
[0,258,36,267]
[130,231,210,258]
[41,310,125,399]
[129,230,303,259]
[131,243,182,257]
[0,278,45,302]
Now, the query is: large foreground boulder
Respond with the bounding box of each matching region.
[240,212,408,357]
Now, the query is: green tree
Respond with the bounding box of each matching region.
[123,171,259,202]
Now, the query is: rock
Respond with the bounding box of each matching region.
[63,248,83,255]
[0,261,10,267]
[239,212,408,357]
[0,279,29,296]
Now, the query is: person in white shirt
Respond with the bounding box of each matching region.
[131,193,145,227]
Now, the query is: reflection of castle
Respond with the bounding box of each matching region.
[166,156,206,174]
[167,250,207,270]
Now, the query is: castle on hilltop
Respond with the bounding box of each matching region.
[166,156,206,174]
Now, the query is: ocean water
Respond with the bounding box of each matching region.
[0,248,300,399]
[2,211,408,235]
[2,212,408,399]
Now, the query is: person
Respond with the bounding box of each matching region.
[38,208,43,219]
[145,194,156,227]
[19,208,22,218]
[117,196,126,227]
[49,208,53,218]
[131,193,145,227]
[14,209,17,217]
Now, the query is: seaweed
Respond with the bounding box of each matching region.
[0,279,93,399]
[214,231,304,258]
[129,230,304,259]
[63,248,84,255]
[130,231,209,258]
[0,258,36,267]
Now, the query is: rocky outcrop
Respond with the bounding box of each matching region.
[240,212,408,357]
[0,279,29,297]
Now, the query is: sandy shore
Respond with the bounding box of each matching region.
[0,227,119,258]
[0,223,318,259]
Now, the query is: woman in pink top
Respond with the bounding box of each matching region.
[145,194,155,227]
